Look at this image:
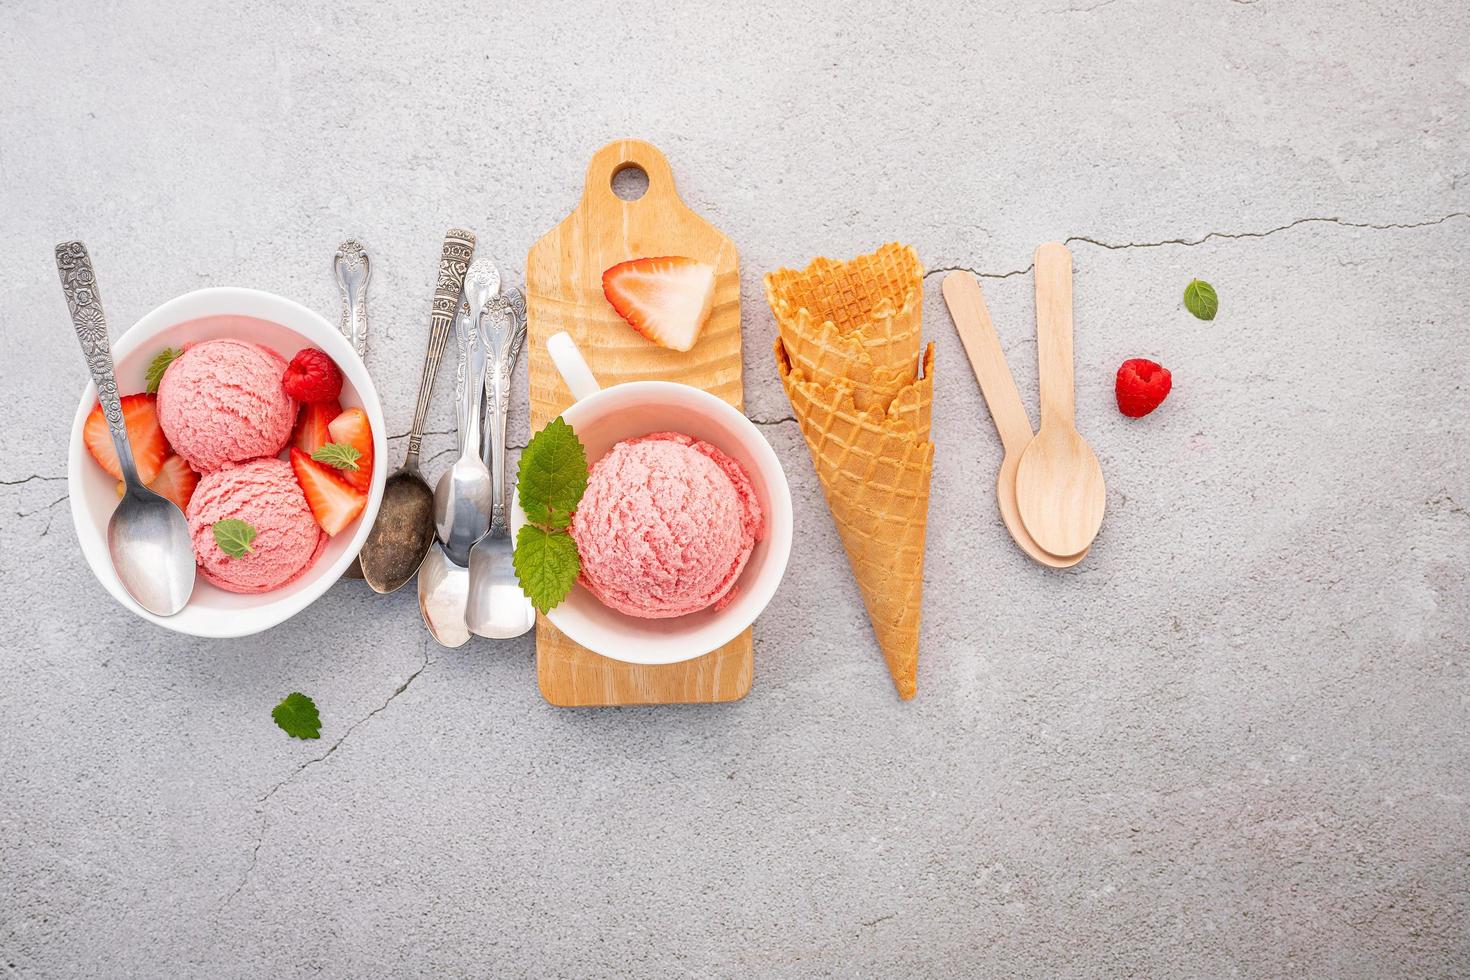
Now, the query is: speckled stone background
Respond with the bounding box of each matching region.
[3,1,1468,977]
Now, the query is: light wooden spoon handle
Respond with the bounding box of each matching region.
[941,271,1034,454]
[1034,242,1075,427]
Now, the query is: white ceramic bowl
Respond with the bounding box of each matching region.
[513,334,793,665]
[67,287,387,638]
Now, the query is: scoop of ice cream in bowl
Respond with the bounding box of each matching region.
[67,287,387,637]
[513,333,792,665]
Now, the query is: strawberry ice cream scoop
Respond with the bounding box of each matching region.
[186,458,326,594]
[570,431,764,619]
[156,339,296,472]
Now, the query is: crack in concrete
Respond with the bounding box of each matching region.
[0,474,67,487]
[750,415,797,427]
[925,211,1469,283]
[17,495,69,519]
[220,638,434,910]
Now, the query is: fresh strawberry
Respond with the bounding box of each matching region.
[1115,358,1173,418]
[325,407,374,492]
[290,448,366,536]
[290,398,341,455]
[282,347,343,403]
[148,455,200,511]
[602,256,716,352]
[83,393,169,485]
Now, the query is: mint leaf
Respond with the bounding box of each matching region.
[513,525,580,614]
[272,692,321,739]
[516,417,588,529]
[145,347,183,393]
[1184,279,1218,321]
[311,442,361,471]
[212,519,257,558]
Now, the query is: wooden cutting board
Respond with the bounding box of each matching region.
[524,139,750,707]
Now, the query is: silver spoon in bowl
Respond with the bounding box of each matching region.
[56,242,196,616]
[432,258,499,566]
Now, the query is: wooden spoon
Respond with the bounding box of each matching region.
[1014,243,1105,557]
[941,271,1087,568]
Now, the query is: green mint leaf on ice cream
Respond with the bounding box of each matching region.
[272,692,321,740]
[144,347,182,393]
[1184,279,1218,321]
[513,417,590,613]
[516,416,588,529]
[514,525,582,615]
[311,442,361,471]
[212,518,257,558]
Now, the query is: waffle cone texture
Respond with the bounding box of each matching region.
[767,244,933,699]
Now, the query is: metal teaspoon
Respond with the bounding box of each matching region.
[358,229,476,594]
[466,286,534,638]
[432,258,500,565]
[56,242,196,615]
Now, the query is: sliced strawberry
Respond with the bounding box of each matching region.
[84,393,169,485]
[325,407,374,492]
[602,256,716,352]
[290,398,341,455]
[149,455,200,511]
[290,448,366,536]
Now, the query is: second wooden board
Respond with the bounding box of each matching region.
[524,139,750,706]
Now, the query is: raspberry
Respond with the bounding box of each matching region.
[282,348,343,403]
[1115,358,1172,418]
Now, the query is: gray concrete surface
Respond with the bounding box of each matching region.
[2,1,1468,976]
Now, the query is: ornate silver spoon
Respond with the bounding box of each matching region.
[56,242,195,616]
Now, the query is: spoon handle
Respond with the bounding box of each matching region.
[333,239,370,357]
[405,229,475,468]
[1033,242,1076,428]
[55,242,144,490]
[941,271,1034,454]
[483,289,527,535]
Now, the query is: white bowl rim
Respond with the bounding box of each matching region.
[534,378,794,665]
[67,286,386,638]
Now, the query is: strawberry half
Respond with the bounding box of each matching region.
[1115,358,1173,418]
[602,256,715,352]
[326,407,374,492]
[148,455,200,512]
[290,448,366,536]
[290,398,341,455]
[84,393,169,485]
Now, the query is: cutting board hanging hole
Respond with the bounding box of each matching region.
[611,164,649,201]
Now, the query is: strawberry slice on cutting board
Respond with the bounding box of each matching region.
[290,448,366,536]
[602,256,716,352]
[83,393,169,485]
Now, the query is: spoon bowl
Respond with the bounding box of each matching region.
[417,540,471,648]
[358,468,436,593]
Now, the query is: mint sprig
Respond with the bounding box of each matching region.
[1184,279,1218,321]
[312,442,361,471]
[272,692,321,740]
[513,417,589,613]
[145,347,183,393]
[516,417,587,528]
[212,518,257,558]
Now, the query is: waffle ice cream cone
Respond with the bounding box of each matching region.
[766,243,933,699]
[766,243,925,403]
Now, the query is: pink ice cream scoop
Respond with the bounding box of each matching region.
[570,431,765,619]
[156,339,296,472]
[186,457,326,594]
